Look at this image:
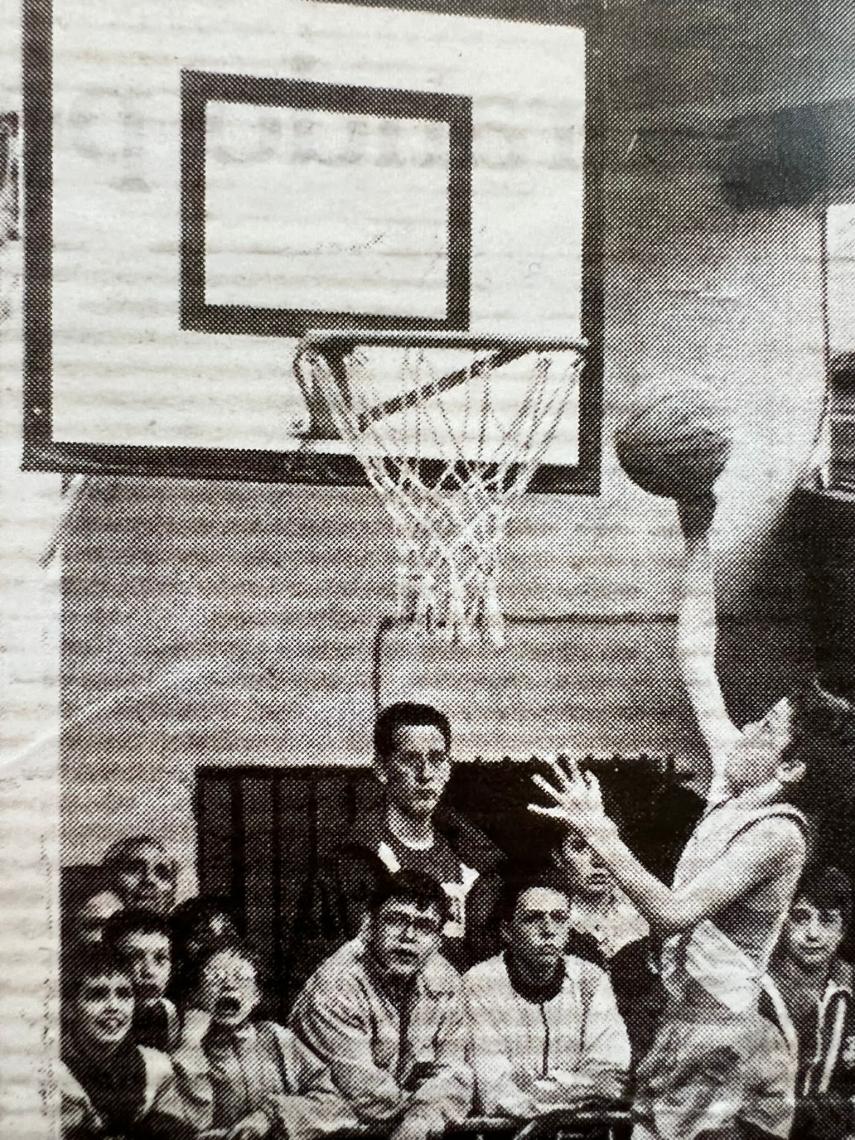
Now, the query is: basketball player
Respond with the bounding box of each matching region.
[530,494,855,1140]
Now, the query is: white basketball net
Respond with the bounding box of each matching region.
[296,344,584,648]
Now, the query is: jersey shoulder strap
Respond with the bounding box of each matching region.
[725,803,808,846]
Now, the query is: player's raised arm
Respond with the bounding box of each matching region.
[675,497,740,800]
[528,757,805,938]
[613,383,736,803]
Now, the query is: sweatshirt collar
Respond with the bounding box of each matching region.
[505,951,566,1004]
[344,802,503,871]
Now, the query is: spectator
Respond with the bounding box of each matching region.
[168,896,241,1006]
[172,941,352,1140]
[762,864,855,1140]
[296,702,504,980]
[62,867,124,951]
[102,836,177,916]
[552,831,663,1060]
[290,870,473,1140]
[463,874,630,1119]
[59,945,195,1139]
[554,832,649,958]
[104,909,180,1053]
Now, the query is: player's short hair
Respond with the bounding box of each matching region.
[368,869,451,925]
[781,681,855,815]
[788,682,855,748]
[498,870,573,923]
[794,863,852,928]
[103,908,171,948]
[62,944,134,1002]
[374,702,451,760]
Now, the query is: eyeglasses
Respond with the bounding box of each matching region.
[204,967,256,987]
[381,911,442,937]
[388,750,451,772]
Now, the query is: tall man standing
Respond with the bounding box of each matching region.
[297,702,504,979]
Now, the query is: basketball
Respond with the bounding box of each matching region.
[614,384,733,499]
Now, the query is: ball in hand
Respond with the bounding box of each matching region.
[614,384,733,499]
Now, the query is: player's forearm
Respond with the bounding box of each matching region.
[678,530,736,761]
[582,819,700,935]
[677,533,717,686]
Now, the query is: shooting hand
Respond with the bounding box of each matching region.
[676,494,716,542]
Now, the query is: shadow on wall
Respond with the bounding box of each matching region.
[715,495,816,727]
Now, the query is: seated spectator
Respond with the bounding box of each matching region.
[296,703,504,981]
[169,896,241,1006]
[173,941,353,1140]
[762,864,855,1140]
[102,836,177,916]
[289,869,473,1140]
[62,869,124,951]
[59,945,195,1139]
[554,832,649,957]
[552,832,663,1060]
[463,874,630,1120]
[104,910,180,1053]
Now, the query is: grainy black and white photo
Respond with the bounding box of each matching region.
[2,2,855,1139]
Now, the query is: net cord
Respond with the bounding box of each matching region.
[295,346,583,646]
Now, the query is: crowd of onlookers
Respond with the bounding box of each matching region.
[60,704,855,1140]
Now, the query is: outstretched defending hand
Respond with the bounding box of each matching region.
[528,756,611,841]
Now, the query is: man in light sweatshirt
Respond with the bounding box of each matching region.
[290,869,473,1140]
[463,873,630,1120]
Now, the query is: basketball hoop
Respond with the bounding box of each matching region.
[294,331,586,648]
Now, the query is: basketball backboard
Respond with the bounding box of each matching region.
[23,0,602,492]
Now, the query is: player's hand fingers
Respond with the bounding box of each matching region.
[531,772,567,804]
[677,494,716,538]
[583,770,604,808]
[527,802,567,819]
[558,754,585,785]
[540,752,579,791]
[536,752,565,782]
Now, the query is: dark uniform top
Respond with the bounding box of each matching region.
[291,803,505,999]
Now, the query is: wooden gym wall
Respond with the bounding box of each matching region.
[61,0,849,893]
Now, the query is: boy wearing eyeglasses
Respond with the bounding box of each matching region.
[289,871,473,1140]
[172,941,353,1140]
[296,702,504,978]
